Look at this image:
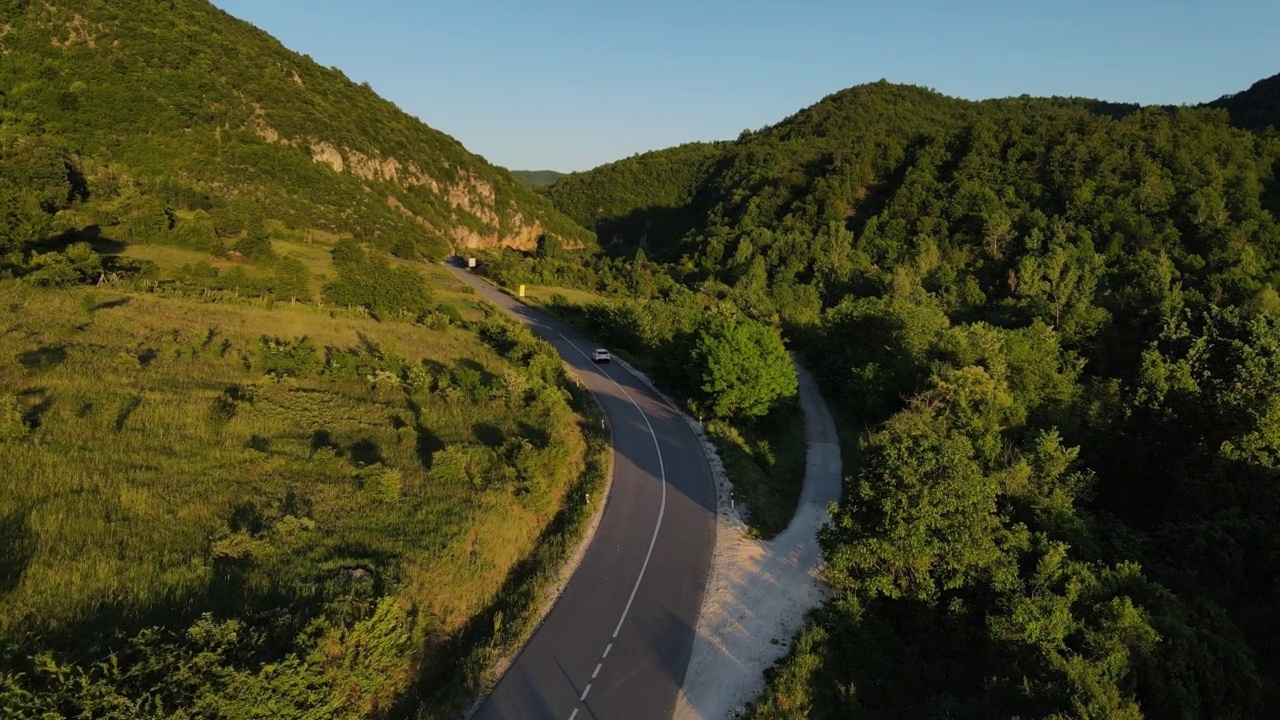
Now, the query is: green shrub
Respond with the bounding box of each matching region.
[256,336,318,377]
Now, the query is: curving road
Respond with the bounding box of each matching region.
[448,263,717,720]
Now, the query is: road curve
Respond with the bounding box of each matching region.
[448,264,717,720]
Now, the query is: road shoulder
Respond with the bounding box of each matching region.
[674,359,842,720]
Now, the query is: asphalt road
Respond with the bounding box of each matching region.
[449,264,717,720]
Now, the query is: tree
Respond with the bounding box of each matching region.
[234,221,276,262]
[331,237,365,268]
[0,177,52,253]
[691,315,797,419]
[272,255,310,302]
[821,366,1019,601]
[173,210,222,253]
[1014,234,1108,342]
[535,233,563,259]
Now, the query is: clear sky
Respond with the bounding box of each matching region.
[210,0,1278,173]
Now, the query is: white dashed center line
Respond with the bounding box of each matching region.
[559,334,669,718]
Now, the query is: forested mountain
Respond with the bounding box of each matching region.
[509,169,566,188]
[1210,72,1280,130]
[0,0,591,262]
[502,75,1280,717]
[540,141,731,252]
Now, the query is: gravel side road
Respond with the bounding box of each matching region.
[673,360,842,719]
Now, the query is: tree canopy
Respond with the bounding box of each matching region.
[524,72,1280,717]
[691,315,797,420]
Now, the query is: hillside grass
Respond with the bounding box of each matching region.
[512,283,608,307]
[0,277,605,717]
[121,234,335,274]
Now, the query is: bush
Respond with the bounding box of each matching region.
[691,315,798,420]
[256,336,318,377]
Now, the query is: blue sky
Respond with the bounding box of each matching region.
[211,0,1278,173]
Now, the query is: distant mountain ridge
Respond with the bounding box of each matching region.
[1208,71,1280,130]
[543,73,1280,257]
[0,0,592,256]
[509,170,567,188]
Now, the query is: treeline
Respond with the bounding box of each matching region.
[156,239,444,321]
[519,78,1280,715]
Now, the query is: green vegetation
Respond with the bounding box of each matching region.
[0,3,616,715]
[691,314,796,420]
[528,76,1280,716]
[476,258,806,539]
[0,0,592,267]
[508,170,567,188]
[0,275,608,717]
[7,0,1280,714]
[542,142,729,253]
[1210,71,1280,130]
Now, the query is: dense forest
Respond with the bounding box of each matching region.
[494,74,1280,717]
[1210,72,1280,132]
[508,170,567,188]
[0,0,591,266]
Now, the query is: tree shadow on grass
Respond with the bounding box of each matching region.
[114,394,143,432]
[357,331,382,356]
[404,398,444,471]
[350,438,383,467]
[0,510,34,597]
[517,421,551,450]
[17,346,68,372]
[456,357,501,382]
[473,423,505,447]
[17,389,53,432]
[310,429,343,457]
[92,297,131,311]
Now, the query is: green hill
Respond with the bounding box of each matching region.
[1209,71,1280,130]
[0,1,609,717]
[517,75,1280,718]
[509,169,567,188]
[0,0,592,260]
[542,141,732,253]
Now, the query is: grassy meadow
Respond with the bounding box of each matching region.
[0,261,608,717]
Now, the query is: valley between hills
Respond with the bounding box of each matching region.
[4,0,1280,718]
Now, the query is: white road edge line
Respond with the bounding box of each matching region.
[465,278,670,720]
[559,334,668,642]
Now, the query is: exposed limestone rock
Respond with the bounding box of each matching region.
[445,173,500,228]
[249,105,281,144]
[241,105,551,251]
[310,141,345,174]
[48,10,100,48]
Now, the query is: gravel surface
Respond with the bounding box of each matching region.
[612,358,843,720]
